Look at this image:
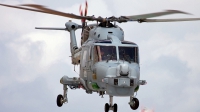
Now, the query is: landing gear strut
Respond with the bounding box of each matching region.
[104,96,118,112]
[129,96,139,110]
[57,85,68,107]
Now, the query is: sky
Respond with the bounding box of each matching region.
[0,0,200,112]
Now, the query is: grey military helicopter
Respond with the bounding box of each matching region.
[1,1,200,112]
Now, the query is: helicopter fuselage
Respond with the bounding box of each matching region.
[61,21,145,96]
[1,2,200,111]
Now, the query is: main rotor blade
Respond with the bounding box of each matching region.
[125,10,191,20]
[0,3,88,20]
[139,18,200,23]
[35,27,66,30]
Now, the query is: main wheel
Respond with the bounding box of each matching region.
[104,103,109,112]
[130,98,139,110]
[113,103,118,112]
[57,94,64,107]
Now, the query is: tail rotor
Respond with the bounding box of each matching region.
[79,0,88,28]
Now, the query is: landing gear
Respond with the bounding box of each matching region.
[104,96,118,112]
[57,94,64,107]
[56,85,68,107]
[129,97,139,110]
[113,103,118,112]
[104,103,109,112]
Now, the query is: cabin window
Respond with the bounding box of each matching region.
[118,47,139,63]
[93,45,117,62]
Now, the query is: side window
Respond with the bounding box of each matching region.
[135,47,139,63]
[93,46,99,63]
[89,47,92,60]
[82,50,87,67]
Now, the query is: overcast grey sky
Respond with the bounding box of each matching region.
[0,0,200,112]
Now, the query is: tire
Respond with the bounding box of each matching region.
[104,103,109,112]
[113,103,118,112]
[130,98,139,110]
[57,94,64,107]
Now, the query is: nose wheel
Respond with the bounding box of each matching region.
[104,96,118,112]
[129,97,139,110]
[104,103,109,112]
[113,103,118,112]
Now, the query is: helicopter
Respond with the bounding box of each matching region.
[1,1,200,112]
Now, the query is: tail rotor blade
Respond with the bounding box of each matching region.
[84,0,88,17]
[79,4,84,23]
[79,1,88,27]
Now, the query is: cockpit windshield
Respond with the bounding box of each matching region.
[119,47,139,63]
[94,45,117,62]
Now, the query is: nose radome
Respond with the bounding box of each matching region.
[118,63,129,76]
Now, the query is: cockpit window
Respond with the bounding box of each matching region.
[94,45,117,62]
[119,47,139,63]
